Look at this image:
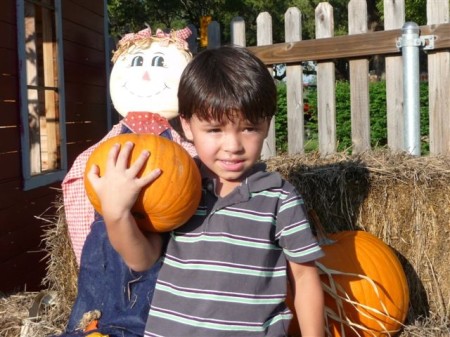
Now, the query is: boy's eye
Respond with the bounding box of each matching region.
[243,125,261,133]
[207,128,221,133]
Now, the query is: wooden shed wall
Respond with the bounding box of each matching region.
[0,0,109,293]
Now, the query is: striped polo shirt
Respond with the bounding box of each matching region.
[144,166,324,337]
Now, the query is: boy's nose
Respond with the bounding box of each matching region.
[223,134,243,153]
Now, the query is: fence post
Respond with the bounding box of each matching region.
[285,7,304,155]
[384,0,405,152]
[315,2,336,156]
[207,21,221,49]
[348,0,370,154]
[231,16,246,47]
[427,0,450,155]
[256,12,276,159]
[187,23,198,54]
[398,22,421,155]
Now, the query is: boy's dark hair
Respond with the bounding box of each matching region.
[178,45,277,124]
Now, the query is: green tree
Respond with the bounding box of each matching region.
[108,0,225,40]
[108,0,428,39]
[107,0,429,60]
[376,0,427,26]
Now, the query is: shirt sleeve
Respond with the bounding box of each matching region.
[62,123,123,265]
[276,181,324,263]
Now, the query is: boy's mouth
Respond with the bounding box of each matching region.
[220,159,245,171]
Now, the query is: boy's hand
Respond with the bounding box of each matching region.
[87,141,161,221]
[87,141,163,271]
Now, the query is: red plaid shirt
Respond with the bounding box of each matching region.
[62,121,197,265]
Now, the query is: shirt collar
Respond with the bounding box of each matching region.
[198,159,283,204]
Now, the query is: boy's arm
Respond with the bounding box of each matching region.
[288,260,325,337]
[87,141,163,272]
[102,209,163,272]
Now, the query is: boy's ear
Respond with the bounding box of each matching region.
[180,117,194,141]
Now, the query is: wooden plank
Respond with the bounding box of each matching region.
[0,0,16,24]
[256,12,275,160]
[231,16,246,47]
[65,101,109,123]
[427,1,450,155]
[349,0,370,154]
[42,6,59,170]
[62,19,105,52]
[67,140,98,166]
[67,0,104,16]
[0,180,22,211]
[0,101,19,126]
[0,176,59,210]
[0,21,16,50]
[0,206,43,234]
[208,21,221,50]
[64,82,107,104]
[0,249,47,292]
[0,221,43,262]
[0,152,21,182]
[64,39,109,66]
[0,75,18,101]
[385,0,405,152]
[285,7,304,155]
[316,3,336,156]
[64,60,106,86]
[0,127,20,153]
[248,23,450,65]
[66,120,108,143]
[0,48,18,76]
[62,0,104,33]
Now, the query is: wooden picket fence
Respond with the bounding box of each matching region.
[207,0,450,159]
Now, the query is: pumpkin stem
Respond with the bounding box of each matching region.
[307,209,335,246]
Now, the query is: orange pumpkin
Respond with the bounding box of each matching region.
[288,230,409,337]
[84,133,202,232]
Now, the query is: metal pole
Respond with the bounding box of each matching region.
[399,22,421,155]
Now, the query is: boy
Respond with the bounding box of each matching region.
[87,45,325,336]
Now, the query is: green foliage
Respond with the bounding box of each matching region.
[276,81,430,154]
[419,81,430,153]
[105,0,362,45]
[334,81,351,151]
[376,0,427,25]
[108,0,187,38]
[275,83,318,154]
[369,81,387,148]
[108,0,428,49]
[275,83,288,153]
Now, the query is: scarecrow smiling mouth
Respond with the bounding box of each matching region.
[122,78,170,98]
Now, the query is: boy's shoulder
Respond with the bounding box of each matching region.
[247,164,299,195]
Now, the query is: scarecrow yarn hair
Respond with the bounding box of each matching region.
[111,26,192,63]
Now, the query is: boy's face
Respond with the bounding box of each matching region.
[181,113,269,194]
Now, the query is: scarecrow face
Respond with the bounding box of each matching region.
[110,42,190,119]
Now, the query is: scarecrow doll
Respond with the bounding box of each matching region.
[58,26,196,337]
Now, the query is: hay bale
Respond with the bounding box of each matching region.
[40,192,78,314]
[266,150,450,333]
[0,193,79,337]
[1,151,449,336]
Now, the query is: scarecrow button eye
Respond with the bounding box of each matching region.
[151,56,165,67]
[131,56,144,67]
